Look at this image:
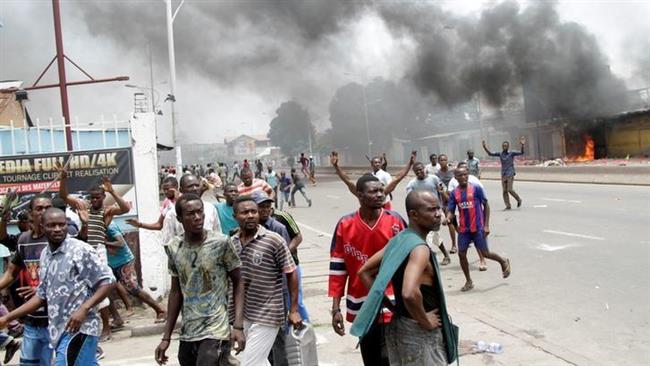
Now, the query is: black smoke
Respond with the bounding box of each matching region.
[77,0,630,120]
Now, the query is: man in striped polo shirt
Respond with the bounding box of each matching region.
[231,196,301,366]
[237,169,274,199]
[447,167,511,292]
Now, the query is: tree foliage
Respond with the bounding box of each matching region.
[267,101,315,156]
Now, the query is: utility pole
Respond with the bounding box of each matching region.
[165,0,184,172]
[52,0,72,150]
[149,45,155,113]
[361,86,372,157]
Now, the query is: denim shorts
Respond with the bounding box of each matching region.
[20,324,53,366]
[458,230,489,252]
[55,332,98,366]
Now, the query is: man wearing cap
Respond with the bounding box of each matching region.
[251,192,290,245]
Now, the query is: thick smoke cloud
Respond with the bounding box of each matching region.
[77,0,629,122]
[379,1,628,118]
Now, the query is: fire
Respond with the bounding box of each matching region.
[570,135,595,162]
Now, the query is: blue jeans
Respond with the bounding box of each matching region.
[55,333,98,366]
[284,265,310,322]
[21,324,53,366]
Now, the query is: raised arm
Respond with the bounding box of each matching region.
[330,151,357,195]
[0,212,10,242]
[57,167,83,209]
[384,150,417,195]
[103,177,130,219]
[517,136,525,155]
[482,140,498,157]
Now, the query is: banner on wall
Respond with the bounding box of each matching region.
[0,147,137,219]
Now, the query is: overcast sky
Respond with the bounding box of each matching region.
[1,0,648,145]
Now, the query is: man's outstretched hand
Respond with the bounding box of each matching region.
[329,151,339,167]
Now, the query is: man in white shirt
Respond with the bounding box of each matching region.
[330,151,416,211]
[405,162,451,265]
[425,153,441,176]
[162,174,222,244]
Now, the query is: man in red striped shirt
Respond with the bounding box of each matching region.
[329,174,407,366]
[447,167,511,292]
[237,168,275,199]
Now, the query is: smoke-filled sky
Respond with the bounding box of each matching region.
[0,0,648,145]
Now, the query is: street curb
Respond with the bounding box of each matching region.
[128,322,181,338]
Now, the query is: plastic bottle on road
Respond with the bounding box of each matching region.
[475,341,503,354]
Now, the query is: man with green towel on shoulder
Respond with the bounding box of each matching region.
[353,190,458,366]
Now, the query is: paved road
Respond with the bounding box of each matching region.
[100,178,649,365]
[286,179,650,365]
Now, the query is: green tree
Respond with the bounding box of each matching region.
[267,101,315,157]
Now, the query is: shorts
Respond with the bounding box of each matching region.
[178,338,230,366]
[112,260,141,296]
[55,332,99,366]
[426,230,442,250]
[458,231,489,252]
[95,244,111,310]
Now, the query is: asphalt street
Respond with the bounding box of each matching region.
[87,178,649,365]
[285,178,650,365]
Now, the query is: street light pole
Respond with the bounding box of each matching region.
[165,0,183,172]
[361,86,372,157]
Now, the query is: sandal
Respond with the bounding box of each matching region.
[502,259,511,278]
[154,312,167,324]
[461,282,474,292]
[110,323,125,331]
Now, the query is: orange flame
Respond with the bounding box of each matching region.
[570,135,595,162]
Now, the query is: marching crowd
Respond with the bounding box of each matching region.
[0,139,524,365]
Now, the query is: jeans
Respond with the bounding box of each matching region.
[501,176,521,208]
[0,331,12,349]
[54,332,98,366]
[290,185,310,206]
[178,338,230,366]
[20,324,53,366]
[279,190,290,210]
[385,316,447,366]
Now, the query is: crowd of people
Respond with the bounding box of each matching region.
[325,138,523,365]
[0,139,524,365]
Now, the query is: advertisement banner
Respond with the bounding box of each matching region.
[0,147,137,219]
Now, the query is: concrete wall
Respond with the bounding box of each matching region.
[130,113,170,297]
[316,165,650,186]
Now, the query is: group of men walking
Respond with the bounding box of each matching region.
[0,137,524,366]
[326,138,523,365]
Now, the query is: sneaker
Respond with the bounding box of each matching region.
[517,199,522,208]
[4,339,21,364]
[307,199,312,207]
[96,346,105,360]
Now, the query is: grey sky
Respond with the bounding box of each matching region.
[0,0,648,144]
